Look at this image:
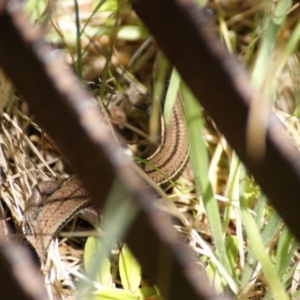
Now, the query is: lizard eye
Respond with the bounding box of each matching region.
[23,223,32,235]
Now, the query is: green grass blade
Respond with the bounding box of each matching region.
[80,0,107,37]
[74,0,82,79]
[78,179,138,297]
[182,84,232,280]
[275,226,298,276]
[252,0,292,88]
[240,187,288,299]
[223,152,241,232]
[164,68,181,124]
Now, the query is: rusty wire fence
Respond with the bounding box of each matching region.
[0,0,299,299]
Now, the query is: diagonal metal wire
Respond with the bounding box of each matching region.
[131,0,300,243]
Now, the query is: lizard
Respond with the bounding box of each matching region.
[23,70,189,263]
